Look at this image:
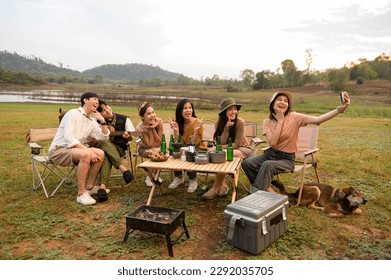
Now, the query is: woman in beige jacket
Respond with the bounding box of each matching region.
[202,98,254,199]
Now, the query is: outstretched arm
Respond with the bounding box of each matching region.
[304,92,350,125]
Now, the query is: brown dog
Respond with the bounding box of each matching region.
[271,181,367,217]
[59,108,66,123]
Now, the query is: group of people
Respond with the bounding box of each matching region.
[49,91,350,206]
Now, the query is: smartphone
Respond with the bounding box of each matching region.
[339,92,346,103]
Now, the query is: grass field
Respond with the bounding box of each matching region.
[0,81,390,260]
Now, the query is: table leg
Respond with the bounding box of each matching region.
[231,168,240,203]
[146,169,155,205]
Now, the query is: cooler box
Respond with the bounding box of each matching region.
[224,190,289,254]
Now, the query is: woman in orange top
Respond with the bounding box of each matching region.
[136,102,164,186]
[242,91,350,193]
[168,98,206,193]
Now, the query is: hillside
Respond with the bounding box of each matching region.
[82,63,180,81]
[0,51,182,81]
[0,51,81,78]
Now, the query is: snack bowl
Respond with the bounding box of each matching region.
[209,151,226,163]
[195,153,209,164]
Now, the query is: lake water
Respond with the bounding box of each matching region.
[0,90,80,104]
[0,90,193,105]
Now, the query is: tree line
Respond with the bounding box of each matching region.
[239,52,391,92]
[1,50,390,91]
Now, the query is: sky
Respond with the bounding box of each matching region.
[1,0,390,79]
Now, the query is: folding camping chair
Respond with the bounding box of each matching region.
[26,128,77,198]
[237,122,266,194]
[266,125,321,205]
[238,125,320,205]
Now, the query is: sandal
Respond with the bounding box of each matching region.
[218,185,229,197]
[202,188,219,200]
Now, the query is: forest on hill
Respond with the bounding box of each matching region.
[0,50,390,92]
[0,51,184,84]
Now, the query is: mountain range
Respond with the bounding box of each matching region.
[0,51,182,81]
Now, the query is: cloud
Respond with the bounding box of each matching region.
[285,2,391,57]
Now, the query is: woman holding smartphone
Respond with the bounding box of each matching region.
[242,91,350,193]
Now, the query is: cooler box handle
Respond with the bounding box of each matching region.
[227,215,242,241]
[261,217,268,235]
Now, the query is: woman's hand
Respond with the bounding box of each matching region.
[226,119,235,127]
[168,117,179,133]
[194,118,205,131]
[272,108,285,123]
[339,91,350,112]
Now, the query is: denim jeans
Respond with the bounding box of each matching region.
[242,148,295,192]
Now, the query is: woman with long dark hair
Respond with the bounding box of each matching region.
[168,98,206,193]
[202,98,254,199]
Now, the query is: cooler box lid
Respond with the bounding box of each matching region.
[226,191,288,220]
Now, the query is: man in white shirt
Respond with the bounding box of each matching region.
[49,92,110,205]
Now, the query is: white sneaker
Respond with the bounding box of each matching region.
[187,179,198,193]
[145,176,153,187]
[76,192,96,205]
[145,176,163,186]
[168,176,184,189]
[87,185,110,195]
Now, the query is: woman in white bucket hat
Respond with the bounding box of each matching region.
[242,91,350,193]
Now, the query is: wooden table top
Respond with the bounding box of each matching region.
[137,157,242,175]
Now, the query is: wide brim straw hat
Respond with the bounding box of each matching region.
[219,98,242,115]
[269,91,293,106]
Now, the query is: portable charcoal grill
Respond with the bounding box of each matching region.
[123,205,190,257]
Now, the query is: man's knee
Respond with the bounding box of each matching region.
[242,158,250,170]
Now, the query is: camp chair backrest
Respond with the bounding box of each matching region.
[296,125,319,160]
[27,128,58,143]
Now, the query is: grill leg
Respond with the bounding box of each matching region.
[182,220,190,238]
[165,234,174,257]
[123,228,135,243]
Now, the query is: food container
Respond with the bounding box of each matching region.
[194,152,209,164]
[186,151,196,162]
[209,151,226,163]
[173,151,181,159]
[173,142,183,152]
[187,143,196,153]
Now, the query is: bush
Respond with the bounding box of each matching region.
[356,77,364,84]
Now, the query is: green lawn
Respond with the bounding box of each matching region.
[0,83,390,260]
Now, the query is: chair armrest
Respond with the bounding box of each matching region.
[29,142,43,155]
[303,148,319,156]
[28,142,43,149]
[252,137,265,146]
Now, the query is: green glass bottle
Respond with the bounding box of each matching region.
[169,134,174,156]
[216,136,222,151]
[161,134,166,154]
[177,134,182,144]
[227,138,233,161]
